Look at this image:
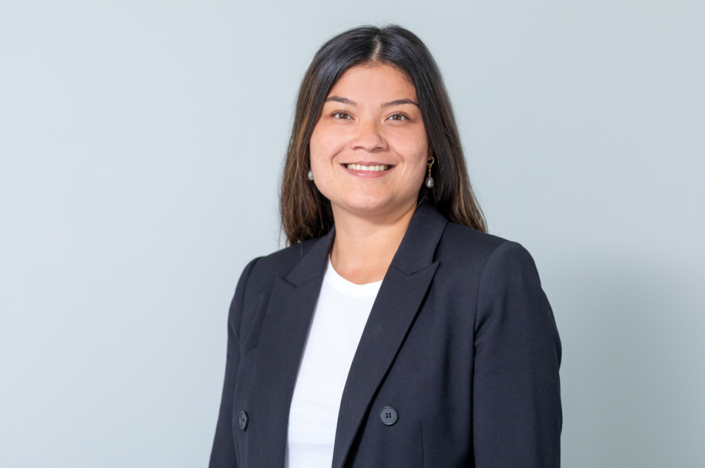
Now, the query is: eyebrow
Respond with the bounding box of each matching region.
[325,96,356,105]
[381,99,420,108]
[324,96,420,108]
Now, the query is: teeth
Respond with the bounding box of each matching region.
[346,164,389,171]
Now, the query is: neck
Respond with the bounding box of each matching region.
[329,200,417,285]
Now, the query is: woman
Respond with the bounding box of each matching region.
[210,25,561,468]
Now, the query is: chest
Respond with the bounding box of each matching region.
[232,270,480,468]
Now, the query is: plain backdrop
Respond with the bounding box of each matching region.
[1,1,703,467]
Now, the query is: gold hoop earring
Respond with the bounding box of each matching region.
[425,156,435,188]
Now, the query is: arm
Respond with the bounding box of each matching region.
[209,257,260,468]
[473,241,562,467]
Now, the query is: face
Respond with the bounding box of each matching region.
[309,63,430,219]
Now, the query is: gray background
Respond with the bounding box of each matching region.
[1,0,703,466]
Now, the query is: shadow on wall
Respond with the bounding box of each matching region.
[551,257,705,468]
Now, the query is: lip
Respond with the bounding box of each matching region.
[340,161,396,178]
[342,160,393,166]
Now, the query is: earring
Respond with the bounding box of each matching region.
[425,156,435,188]
[307,170,313,181]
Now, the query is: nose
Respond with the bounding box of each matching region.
[350,120,388,153]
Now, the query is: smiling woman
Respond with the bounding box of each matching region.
[210,25,562,468]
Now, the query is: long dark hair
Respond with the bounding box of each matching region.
[280,25,487,245]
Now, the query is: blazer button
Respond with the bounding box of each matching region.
[239,410,249,430]
[379,406,398,426]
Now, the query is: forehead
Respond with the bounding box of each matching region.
[327,63,417,103]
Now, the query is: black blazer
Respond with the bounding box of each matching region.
[210,199,562,468]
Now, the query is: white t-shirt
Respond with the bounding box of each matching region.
[284,255,383,468]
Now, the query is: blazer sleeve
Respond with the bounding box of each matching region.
[209,257,260,468]
[472,241,562,467]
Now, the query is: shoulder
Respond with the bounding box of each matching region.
[240,236,321,296]
[438,223,557,343]
[436,222,542,290]
[438,222,534,269]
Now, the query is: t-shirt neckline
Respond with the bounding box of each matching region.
[324,255,383,296]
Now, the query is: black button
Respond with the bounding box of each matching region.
[379,406,398,426]
[239,411,249,430]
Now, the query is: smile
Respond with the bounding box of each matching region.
[343,163,393,172]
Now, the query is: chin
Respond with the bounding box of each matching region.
[326,187,418,217]
[337,193,389,213]
[341,194,410,217]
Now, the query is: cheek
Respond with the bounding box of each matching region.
[310,124,344,166]
[309,125,324,159]
[309,125,344,198]
[394,133,429,174]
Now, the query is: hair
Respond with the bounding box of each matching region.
[280,24,487,246]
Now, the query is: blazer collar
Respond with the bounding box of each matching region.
[285,222,335,287]
[389,197,449,275]
[285,197,449,286]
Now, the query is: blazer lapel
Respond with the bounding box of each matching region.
[253,227,335,467]
[331,199,449,468]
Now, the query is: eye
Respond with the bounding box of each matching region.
[332,111,353,120]
[388,113,409,121]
